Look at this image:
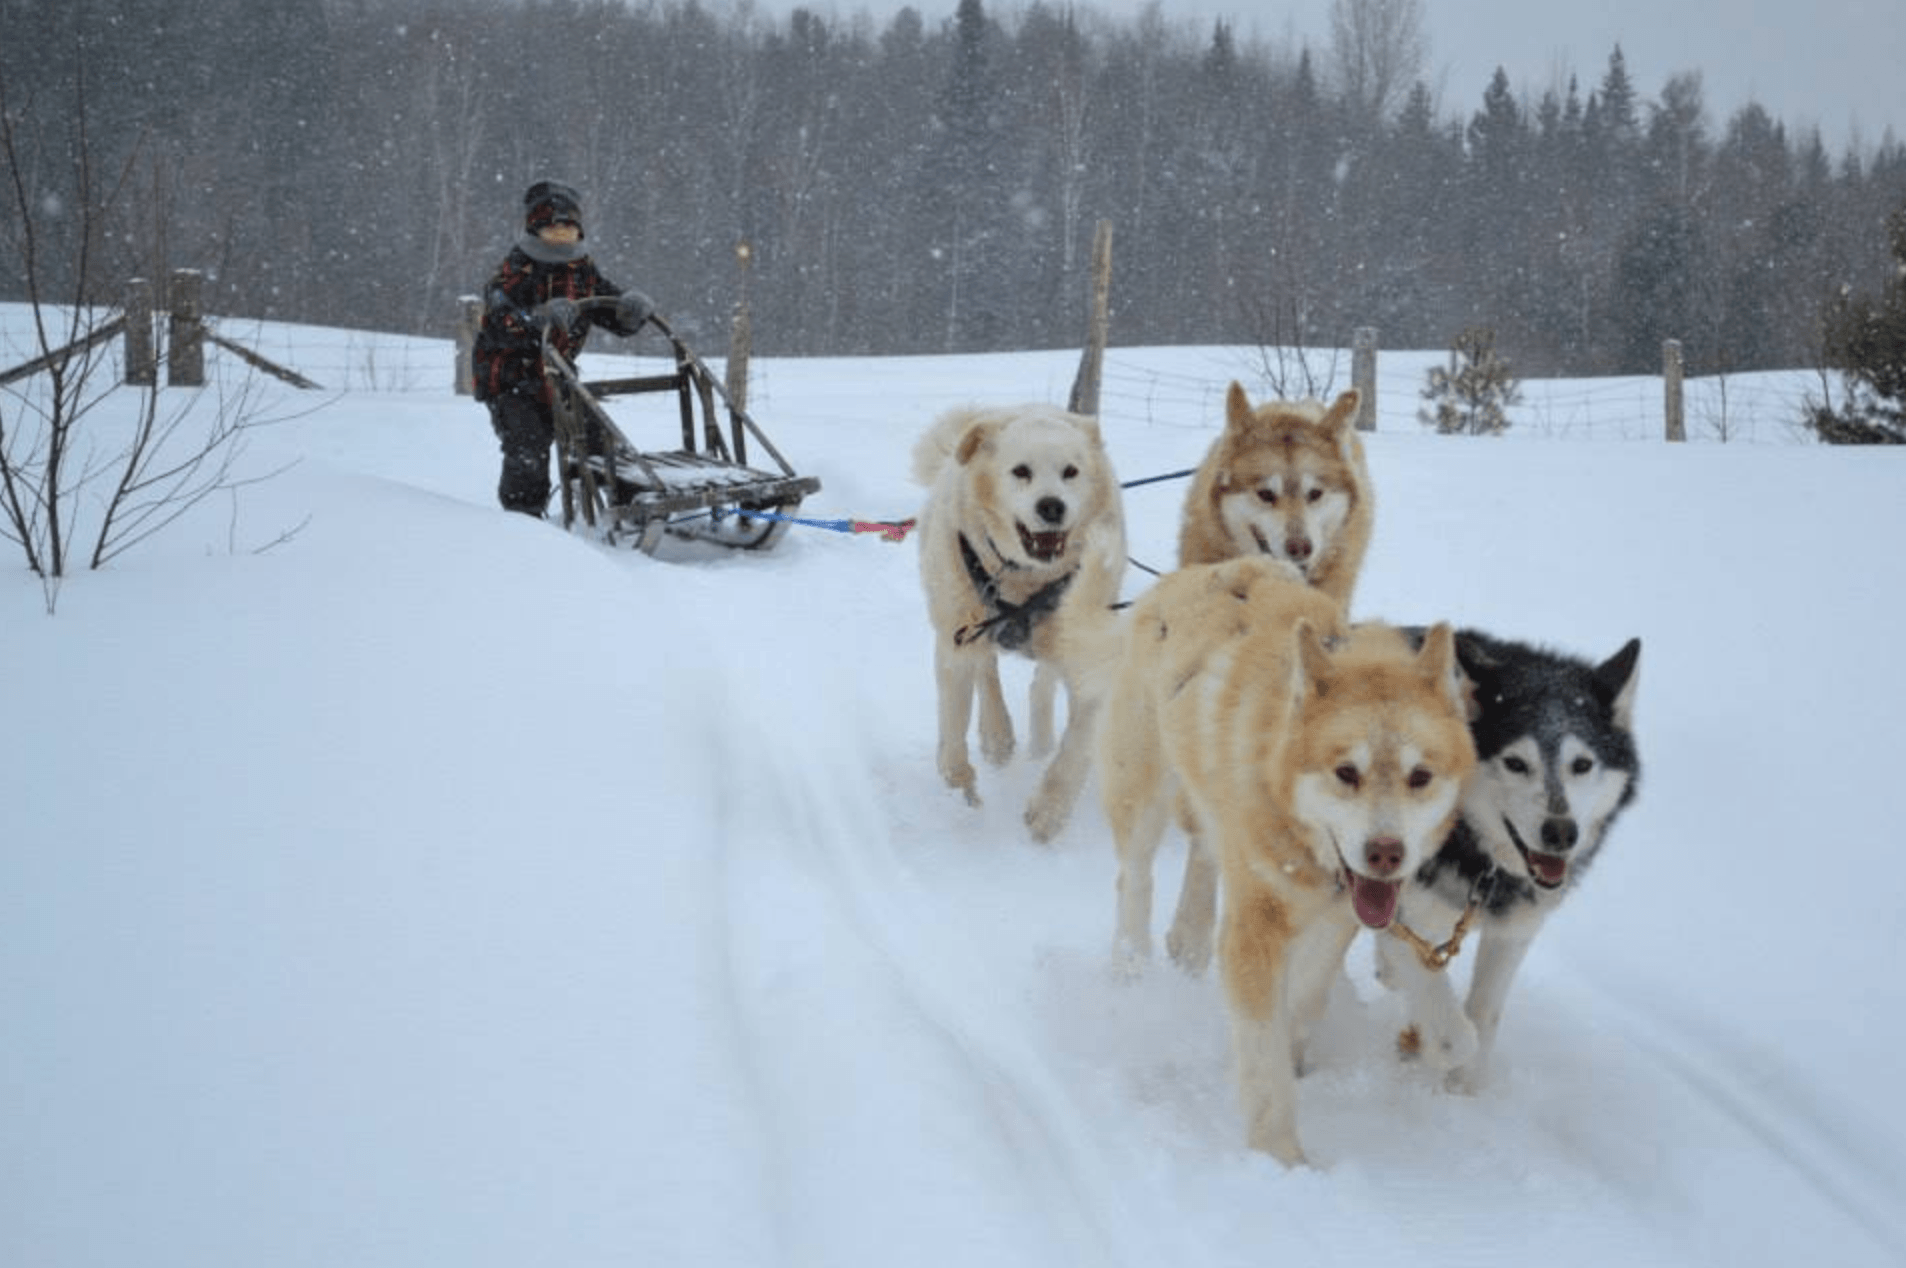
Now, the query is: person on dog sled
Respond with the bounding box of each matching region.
[472,179,656,516]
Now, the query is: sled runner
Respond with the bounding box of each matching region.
[542,297,821,553]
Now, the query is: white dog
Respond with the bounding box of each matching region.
[912,404,1127,841]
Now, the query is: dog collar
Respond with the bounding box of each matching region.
[954,532,1075,651]
[1388,861,1503,971]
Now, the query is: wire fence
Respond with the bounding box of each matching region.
[2,302,1835,446]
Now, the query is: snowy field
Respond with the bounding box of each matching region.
[4,310,1903,1267]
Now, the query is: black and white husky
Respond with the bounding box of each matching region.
[1378,631,1641,1092]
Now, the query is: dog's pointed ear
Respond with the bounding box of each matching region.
[1596,637,1642,731]
[1452,630,1498,678]
[1416,622,1466,716]
[1225,381,1253,432]
[954,420,996,466]
[1321,388,1362,436]
[1453,629,1499,682]
[1291,619,1336,704]
[1450,630,1492,722]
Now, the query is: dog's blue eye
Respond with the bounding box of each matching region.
[1012,464,1032,480]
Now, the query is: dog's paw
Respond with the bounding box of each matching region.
[1024,796,1069,843]
[1245,1116,1310,1168]
[1397,1016,1480,1073]
[938,759,981,806]
[1110,940,1149,982]
[980,728,1015,768]
[1442,1063,1485,1096]
[1164,923,1213,976]
[1417,1017,1480,1073]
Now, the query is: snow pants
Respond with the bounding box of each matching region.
[488,393,553,516]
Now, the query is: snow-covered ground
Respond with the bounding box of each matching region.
[5,312,1903,1267]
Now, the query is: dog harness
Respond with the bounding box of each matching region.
[953,533,1075,651]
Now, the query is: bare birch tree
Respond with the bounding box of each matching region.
[1328,0,1428,126]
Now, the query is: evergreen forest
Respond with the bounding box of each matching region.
[4,0,1903,374]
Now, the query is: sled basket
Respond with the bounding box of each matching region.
[543,301,821,553]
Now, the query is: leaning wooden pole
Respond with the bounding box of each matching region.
[1068,219,1114,416]
[203,331,322,389]
[0,317,124,387]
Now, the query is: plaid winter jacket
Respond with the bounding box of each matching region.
[471,244,639,403]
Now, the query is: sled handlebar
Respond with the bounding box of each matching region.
[537,294,670,338]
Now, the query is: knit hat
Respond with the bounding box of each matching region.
[524,180,583,237]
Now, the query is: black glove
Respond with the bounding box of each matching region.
[615,290,655,331]
[536,297,579,332]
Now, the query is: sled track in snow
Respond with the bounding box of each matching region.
[1579,975,1906,1262]
[708,663,1166,1268]
[801,780,1162,1268]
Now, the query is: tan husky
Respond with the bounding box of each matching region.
[1096,557,1475,1163]
[1178,384,1373,610]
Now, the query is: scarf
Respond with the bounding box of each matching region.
[517,232,585,266]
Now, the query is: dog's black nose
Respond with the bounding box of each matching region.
[1540,816,1578,853]
[1035,496,1065,525]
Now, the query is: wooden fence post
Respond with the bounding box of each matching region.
[1352,326,1378,431]
[167,268,204,387]
[455,295,482,395]
[1663,338,1685,441]
[727,242,753,414]
[1068,219,1114,416]
[124,277,155,386]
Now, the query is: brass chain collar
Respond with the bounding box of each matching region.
[1385,865,1497,971]
[1386,899,1478,971]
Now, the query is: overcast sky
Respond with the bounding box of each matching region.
[764,0,1901,152]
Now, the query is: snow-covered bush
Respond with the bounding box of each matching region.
[1420,325,1522,435]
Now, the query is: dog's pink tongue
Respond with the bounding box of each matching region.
[1349,874,1401,929]
[1528,852,1569,886]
